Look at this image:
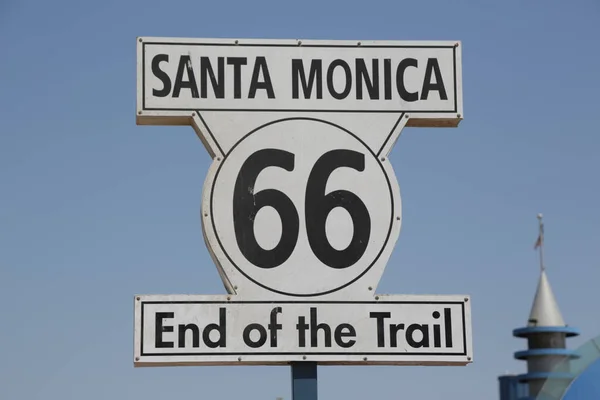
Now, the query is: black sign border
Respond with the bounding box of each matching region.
[140,300,468,357]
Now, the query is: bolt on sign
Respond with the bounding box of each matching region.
[134,37,472,367]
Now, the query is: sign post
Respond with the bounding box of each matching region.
[134,37,471,399]
[291,362,318,400]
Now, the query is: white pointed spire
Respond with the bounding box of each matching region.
[527,213,566,327]
[527,269,566,327]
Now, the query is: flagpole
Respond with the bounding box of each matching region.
[537,213,545,272]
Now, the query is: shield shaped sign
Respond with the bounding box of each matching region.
[133,37,472,367]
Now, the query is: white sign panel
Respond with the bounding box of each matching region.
[206,117,400,298]
[137,37,462,127]
[134,36,471,367]
[134,295,472,366]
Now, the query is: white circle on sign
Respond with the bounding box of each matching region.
[210,117,394,296]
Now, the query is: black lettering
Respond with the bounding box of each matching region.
[203,307,227,348]
[433,325,441,347]
[304,150,370,269]
[389,323,405,348]
[248,57,275,99]
[406,324,430,348]
[370,312,391,347]
[421,58,448,100]
[310,307,331,347]
[155,312,174,348]
[233,149,299,269]
[151,54,171,97]
[292,59,322,99]
[243,323,267,348]
[173,56,199,98]
[178,323,200,348]
[227,57,247,99]
[327,59,352,100]
[268,307,283,347]
[200,57,224,99]
[396,58,418,102]
[334,324,356,348]
[296,316,309,347]
[356,59,379,100]
[444,308,453,347]
[432,311,441,348]
[384,59,392,100]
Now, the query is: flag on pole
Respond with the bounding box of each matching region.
[534,234,542,249]
[534,215,544,249]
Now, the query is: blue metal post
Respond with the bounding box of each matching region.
[291,362,318,400]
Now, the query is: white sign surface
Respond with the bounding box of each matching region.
[206,117,400,298]
[134,36,471,367]
[134,295,472,366]
[137,37,462,127]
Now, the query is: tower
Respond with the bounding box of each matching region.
[502,214,580,400]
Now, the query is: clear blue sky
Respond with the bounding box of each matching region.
[1,1,599,399]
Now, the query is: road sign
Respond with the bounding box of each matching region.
[135,295,471,366]
[134,36,471,368]
[137,38,461,122]
[206,116,400,298]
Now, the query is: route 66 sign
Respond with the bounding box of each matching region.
[207,116,401,298]
[134,37,473,367]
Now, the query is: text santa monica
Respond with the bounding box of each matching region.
[150,55,449,102]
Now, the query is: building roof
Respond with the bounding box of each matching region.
[527,269,565,327]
